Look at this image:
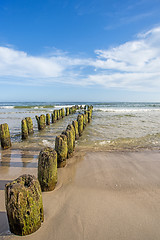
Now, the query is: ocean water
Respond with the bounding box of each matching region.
[0,102,160,152]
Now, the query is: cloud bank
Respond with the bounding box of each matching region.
[0,26,160,91]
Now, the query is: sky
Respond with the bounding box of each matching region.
[0,0,160,102]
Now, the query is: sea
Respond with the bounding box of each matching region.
[0,102,160,154]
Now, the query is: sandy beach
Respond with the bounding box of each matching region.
[0,149,160,240]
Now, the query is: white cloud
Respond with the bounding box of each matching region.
[0,26,160,91]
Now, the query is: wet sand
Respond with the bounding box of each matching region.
[1,150,160,240]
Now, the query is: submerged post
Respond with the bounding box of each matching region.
[38,147,57,191]
[0,123,12,149]
[5,174,44,236]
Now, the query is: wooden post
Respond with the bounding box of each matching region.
[21,119,28,140]
[55,134,68,168]
[5,174,44,236]
[38,147,57,191]
[1,123,12,149]
[25,117,34,134]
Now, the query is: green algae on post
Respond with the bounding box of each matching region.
[1,123,12,149]
[83,113,87,129]
[72,120,79,140]
[35,115,46,130]
[65,107,69,116]
[59,109,62,119]
[25,117,34,134]
[61,108,65,118]
[21,119,28,140]
[57,110,60,120]
[53,110,57,123]
[46,113,50,125]
[55,134,68,168]
[38,147,57,191]
[66,124,75,149]
[77,114,84,137]
[39,115,46,130]
[5,174,44,236]
[62,130,74,158]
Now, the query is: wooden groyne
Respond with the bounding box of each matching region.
[4,104,93,235]
[0,105,80,149]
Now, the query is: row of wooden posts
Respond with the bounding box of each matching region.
[4,105,93,236]
[0,105,83,149]
[21,105,78,139]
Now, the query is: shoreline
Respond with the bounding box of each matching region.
[1,149,160,239]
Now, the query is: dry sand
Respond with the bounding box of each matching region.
[0,149,160,240]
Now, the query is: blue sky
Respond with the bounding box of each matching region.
[0,0,160,102]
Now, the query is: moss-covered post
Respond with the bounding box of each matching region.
[35,115,40,130]
[83,113,88,129]
[21,119,28,140]
[38,147,57,191]
[69,107,72,114]
[66,124,75,149]
[39,115,46,130]
[62,130,74,158]
[46,113,50,125]
[72,120,79,140]
[61,108,65,118]
[66,107,69,116]
[57,110,60,120]
[88,110,92,123]
[59,109,62,119]
[25,117,34,134]
[5,174,44,236]
[77,114,84,137]
[53,110,57,123]
[55,134,68,167]
[1,123,12,149]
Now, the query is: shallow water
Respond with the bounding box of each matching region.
[0,102,160,154]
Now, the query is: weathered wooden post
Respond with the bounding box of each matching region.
[77,114,84,136]
[61,108,65,118]
[21,119,28,140]
[57,110,60,120]
[66,124,75,149]
[59,109,62,119]
[1,123,12,149]
[83,113,88,129]
[5,174,44,236]
[38,147,57,191]
[25,117,34,134]
[62,129,74,158]
[88,110,92,123]
[46,113,50,125]
[35,115,46,130]
[55,134,68,167]
[69,107,72,114]
[65,107,69,116]
[72,120,79,140]
[53,110,57,123]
